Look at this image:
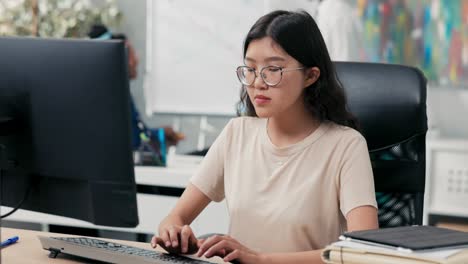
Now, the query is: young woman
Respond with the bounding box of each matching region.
[151,10,378,264]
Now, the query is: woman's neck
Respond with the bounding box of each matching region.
[267,104,320,148]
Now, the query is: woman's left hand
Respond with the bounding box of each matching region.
[196,235,263,263]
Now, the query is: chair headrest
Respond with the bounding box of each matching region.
[335,62,428,151]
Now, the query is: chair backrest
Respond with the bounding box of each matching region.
[335,62,428,227]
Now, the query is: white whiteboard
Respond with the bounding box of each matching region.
[145,0,320,115]
[145,0,266,115]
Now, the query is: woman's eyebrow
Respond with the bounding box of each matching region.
[265,56,286,62]
[244,57,256,63]
[244,56,286,63]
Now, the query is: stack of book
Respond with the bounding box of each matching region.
[322,226,468,264]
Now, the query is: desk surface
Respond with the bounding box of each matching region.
[0,227,224,264]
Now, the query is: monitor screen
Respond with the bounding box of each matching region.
[0,37,138,227]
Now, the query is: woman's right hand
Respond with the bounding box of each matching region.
[151,224,201,254]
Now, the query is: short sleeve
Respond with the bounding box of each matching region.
[190,119,233,202]
[339,134,378,217]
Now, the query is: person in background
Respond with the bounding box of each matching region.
[151,10,378,264]
[88,25,184,150]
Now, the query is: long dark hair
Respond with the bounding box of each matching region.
[237,10,360,131]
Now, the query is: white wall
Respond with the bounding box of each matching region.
[427,87,468,139]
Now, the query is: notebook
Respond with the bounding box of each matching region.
[322,242,468,264]
[341,226,468,251]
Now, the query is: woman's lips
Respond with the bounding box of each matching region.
[254,95,271,104]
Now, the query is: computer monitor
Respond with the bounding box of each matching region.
[0,37,138,227]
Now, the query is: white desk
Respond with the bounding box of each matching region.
[1,165,229,237]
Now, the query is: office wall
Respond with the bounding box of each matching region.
[427,88,468,138]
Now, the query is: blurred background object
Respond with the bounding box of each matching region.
[0,0,122,38]
[356,0,467,87]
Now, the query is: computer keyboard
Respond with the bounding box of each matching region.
[38,236,216,264]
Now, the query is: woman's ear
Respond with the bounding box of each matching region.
[304,67,320,88]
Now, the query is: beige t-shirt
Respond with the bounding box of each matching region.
[190,117,377,252]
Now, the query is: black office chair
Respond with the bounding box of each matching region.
[335,62,428,227]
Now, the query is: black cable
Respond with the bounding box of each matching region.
[0,171,32,219]
[0,144,32,219]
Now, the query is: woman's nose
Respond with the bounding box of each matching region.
[253,73,267,90]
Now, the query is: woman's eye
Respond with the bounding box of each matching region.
[268,67,281,72]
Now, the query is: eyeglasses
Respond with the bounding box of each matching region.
[236,65,304,86]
